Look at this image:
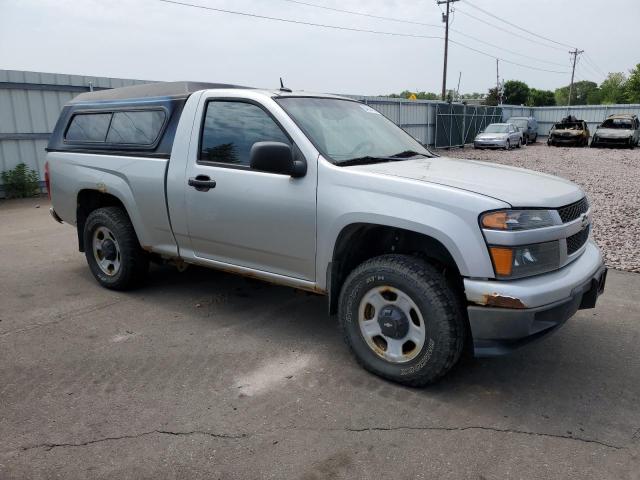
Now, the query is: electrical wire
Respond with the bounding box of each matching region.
[454,8,566,52]
[155,0,442,39]
[584,53,607,77]
[154,0,569,74]
[279,0,568,68]
[279,0,443,29]
[464,0,575,49]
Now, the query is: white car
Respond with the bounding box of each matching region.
[474,123,523,150]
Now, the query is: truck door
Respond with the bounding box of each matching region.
[183,93,317,281]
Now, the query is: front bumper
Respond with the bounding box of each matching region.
[592,136,633,147]
[549,136,583,145]
[474,139,507,148]
[464,241,606,356]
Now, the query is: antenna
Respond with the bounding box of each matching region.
[279,77,292,93]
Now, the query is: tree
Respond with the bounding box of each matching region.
[527,88,556,106]
[600,72,628,104]
[555,80,599,105]
[485,87,500,106]
[626,64,640,103]
[503,80,530,105]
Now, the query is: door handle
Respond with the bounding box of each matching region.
[188,175,216,191]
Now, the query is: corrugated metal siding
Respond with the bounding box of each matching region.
[531,104,640,136]
[0,69,150,196]
[348,96,443,146]
[3,69,640,197]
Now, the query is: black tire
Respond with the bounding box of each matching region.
[532,133,538,143]
[83,207,149,290]
[516,138,522,149]
[505,140,510,150]
[338,254,465,387]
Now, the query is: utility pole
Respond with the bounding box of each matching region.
[496,58,501,104]
[438,0,460,101]
[568,48,584,106]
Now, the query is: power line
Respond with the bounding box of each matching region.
[155,0,443,39]
[279,0,569,68]
[464,0,575,49]
[279,0,442,29]
[451,29,568,67]
[584,53,607,78]
[153,0,568,75]
[454,8,566,52]
[449,39,567,74]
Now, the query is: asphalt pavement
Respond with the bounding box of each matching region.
[1,198,639,479]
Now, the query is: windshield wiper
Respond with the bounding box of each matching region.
[338,151,430,166]
[388,150,429,158]
[337,156,394,167]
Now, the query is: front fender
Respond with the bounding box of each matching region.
[315,161,509,290]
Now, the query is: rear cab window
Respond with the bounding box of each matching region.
[64,109,166,146]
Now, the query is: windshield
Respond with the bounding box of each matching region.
[484,124,509,133]
[275,97,431,163]
[508,119,528,129]
[555,122,583,130]
[601,118,634,129]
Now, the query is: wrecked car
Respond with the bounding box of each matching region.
[591,114,640,148]
[46,82,606,386]
[548,116,590,147]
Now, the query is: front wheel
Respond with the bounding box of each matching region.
[83,207,149,290]
[504,140,511,150]
[338,255,465,386]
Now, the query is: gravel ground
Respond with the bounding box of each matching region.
[439,142,640,273]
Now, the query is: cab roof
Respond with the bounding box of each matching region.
[69,80,350,105]
[69,81,251,104]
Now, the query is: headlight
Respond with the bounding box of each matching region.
[489,241,560,279]
[481,210,555,231]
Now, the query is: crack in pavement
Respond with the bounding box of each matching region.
[15,424,624,453]
[345,425,623,450]
[19,429,249,452]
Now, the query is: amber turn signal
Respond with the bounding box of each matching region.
[489,247,514,277]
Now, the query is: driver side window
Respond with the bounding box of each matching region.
[199,101,290,166]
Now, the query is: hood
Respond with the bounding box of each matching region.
[347,156,582,207]
[476,132,508,140]
[551,128,583,136]
[595,128,633,138]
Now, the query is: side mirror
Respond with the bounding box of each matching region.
[249,142,306,178]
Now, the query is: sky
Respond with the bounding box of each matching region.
[1,0,638,96]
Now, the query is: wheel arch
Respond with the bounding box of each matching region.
[327,222,464,316]
[76,190,140,252]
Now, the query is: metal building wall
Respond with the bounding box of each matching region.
[2,69,640,197]
[0,69,148,195]
[348,96,439,145]
[531,104,640,136]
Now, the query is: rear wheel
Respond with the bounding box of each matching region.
[83,207,149,290]
[338,255,465,386]
[516,138,522,148]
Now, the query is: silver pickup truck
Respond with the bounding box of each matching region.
[46,82,607,386]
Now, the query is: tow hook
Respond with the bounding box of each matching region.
[49,207,63,224]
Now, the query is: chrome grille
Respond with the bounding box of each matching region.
[567,226,590,255]
[557,197,589,223]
